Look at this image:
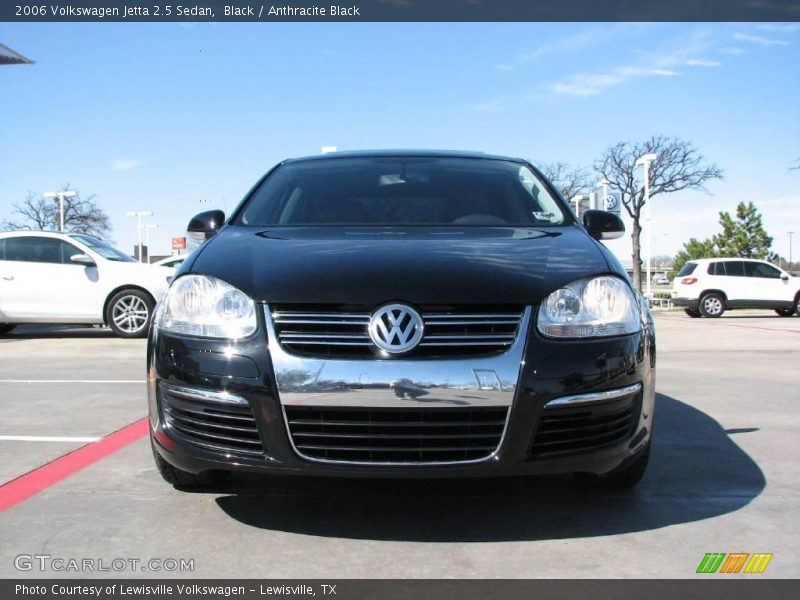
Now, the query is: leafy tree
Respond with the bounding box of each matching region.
[712,201,773,259]
[672,202,776,276]
[2,186,111,237]
[672,237,718,277]
[594,135,723,291]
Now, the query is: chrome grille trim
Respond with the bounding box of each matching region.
[271,307,525,357]
[264,305,532,465]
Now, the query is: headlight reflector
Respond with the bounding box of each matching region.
[157,274,256,339]
[538,276,640,338]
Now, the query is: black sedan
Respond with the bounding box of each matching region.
[148,150,656,489]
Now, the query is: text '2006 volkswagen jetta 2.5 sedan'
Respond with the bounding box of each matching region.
[148,151,656,489]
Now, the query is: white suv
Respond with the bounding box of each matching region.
[672,258,800,318]
[0,231,173,337]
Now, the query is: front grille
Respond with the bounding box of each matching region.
[160,387,264,457]
[285,406,508,463]
[271,304,524,358]
[530,392,639,455]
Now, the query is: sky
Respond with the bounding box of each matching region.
[1,22,799,263]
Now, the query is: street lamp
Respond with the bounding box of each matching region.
[635,153,657,296]
[43,190,76,232]
[571,195,585,218]
[597,179,610,210]
[143,223,158,263]
[126,211,153,262]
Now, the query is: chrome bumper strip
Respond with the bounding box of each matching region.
[544,382,642,409]
[159,381,249,406]
[264,305,532,409]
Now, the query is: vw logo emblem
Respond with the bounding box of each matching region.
[368,304,424,354]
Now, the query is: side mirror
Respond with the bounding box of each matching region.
[70,253,96,267]
[583,209,625,240]
[187,210,226,243]
[781,273,789,281]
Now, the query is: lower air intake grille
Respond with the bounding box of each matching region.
[285,406,508,464]
[160,386,264,457]
[531,392,639,455]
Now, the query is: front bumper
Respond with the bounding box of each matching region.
[148,305,656,478]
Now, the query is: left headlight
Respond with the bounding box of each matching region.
[537,275,641,338]
[156,274,256,339]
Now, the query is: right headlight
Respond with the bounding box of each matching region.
[156,274,256,339]
[537,275,641,338]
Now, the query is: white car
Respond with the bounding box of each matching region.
[672,257,800,318]
[153,254,186,269]
[0,231,173,337]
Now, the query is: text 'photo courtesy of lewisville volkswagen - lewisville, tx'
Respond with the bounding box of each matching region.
[0,1,798,599]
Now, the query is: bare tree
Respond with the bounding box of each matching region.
[3,186,112,237]
[536,161,593,202]
[594,135,723,291]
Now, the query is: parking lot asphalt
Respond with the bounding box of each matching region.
[0,313,798,579]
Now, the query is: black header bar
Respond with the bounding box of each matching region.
[3,0,800,23]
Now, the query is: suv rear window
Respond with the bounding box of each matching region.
[676,262,697,276]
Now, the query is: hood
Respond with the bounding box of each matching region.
[189,226,612,305]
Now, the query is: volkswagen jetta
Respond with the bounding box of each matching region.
[148,151,656,489]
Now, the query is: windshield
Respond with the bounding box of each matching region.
[72,234,136,262]
[237,157,567,227]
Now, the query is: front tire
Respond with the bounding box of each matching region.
[684,308,701,318]
[699,293,725,318]
[151,437,230,489]
[106,289,155,338]
[775,308,795,317]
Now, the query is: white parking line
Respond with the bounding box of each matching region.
[0,436,101,443]
[0,380,144,383]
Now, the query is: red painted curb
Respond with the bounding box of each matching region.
[0,418,149,512]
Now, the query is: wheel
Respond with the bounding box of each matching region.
[775,308,795,317]
[0,323,16,335]
[106,289,155,338]
[592,444,651,489]
[699,293,725,318]
[151,437,230,489]
[684,308,701,318]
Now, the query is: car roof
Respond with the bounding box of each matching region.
[282,149,528,164]
[687,257,778,264]
[0,230,75,240]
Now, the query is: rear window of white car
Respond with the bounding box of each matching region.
[677,262,697,276]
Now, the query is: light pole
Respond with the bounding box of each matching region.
[571,195,585,218]
[126,211,153,262]
[597,179,610,210]
[143,223,158,263]
[789,231,795,265]
[43,190,76,232]
[635,153,657,296]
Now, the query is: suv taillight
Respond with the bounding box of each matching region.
[681,277,698,285]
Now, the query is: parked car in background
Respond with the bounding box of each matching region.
[672,258,800,318]
[0,231,173,337]
[148,150,656,491]
[652,274,670,286]
[153,254,187,270]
